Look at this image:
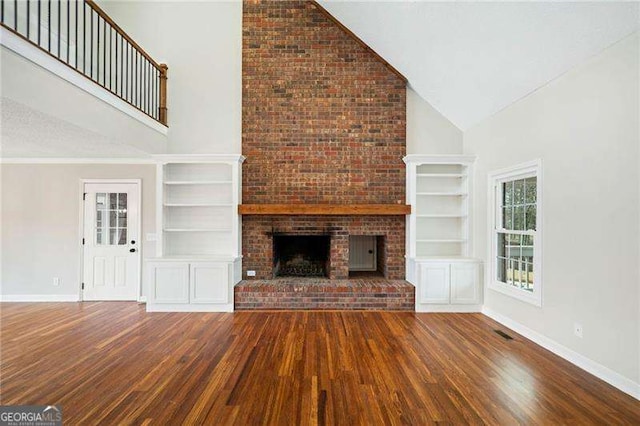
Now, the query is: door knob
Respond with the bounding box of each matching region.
[368,250,374,254]
[130,240,136,245]
[129,248,136,253]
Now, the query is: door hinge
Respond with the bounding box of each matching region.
[81,283,85,290]
[82,238,85,245]
[83,192,87,201]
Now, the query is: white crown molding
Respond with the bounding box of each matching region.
[0,26,168,135]
[0,294,80,302]
[482,306,640,401]
[0,157,157,164]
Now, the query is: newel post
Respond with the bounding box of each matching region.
[159,63,168,125]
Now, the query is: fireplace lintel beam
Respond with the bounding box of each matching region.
[238,204,411,216]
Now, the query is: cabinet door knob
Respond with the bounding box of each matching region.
[129,248,136,253]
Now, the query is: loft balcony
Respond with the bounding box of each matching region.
[0,0,168,157]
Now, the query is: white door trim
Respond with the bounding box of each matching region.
[78,179,143,302]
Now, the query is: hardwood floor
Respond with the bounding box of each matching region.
[1,303,638,425]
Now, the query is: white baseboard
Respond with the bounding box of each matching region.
[482,306,640,400]
[0,294,80,302]
[146,303,233,313]
[138,296,147,304]
[416,304,482,313]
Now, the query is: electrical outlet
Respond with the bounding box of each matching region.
[247,270,256,277]
[53,277,60,286]
[574,323,583,338]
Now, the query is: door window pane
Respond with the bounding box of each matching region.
[95,192,128,245]
[109,193,118,209]
[96,193,107,209]
[118,193,127,210]
[117,228,127,245]
[109,228,118,245]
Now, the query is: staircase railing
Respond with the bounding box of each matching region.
[0,0,168,125]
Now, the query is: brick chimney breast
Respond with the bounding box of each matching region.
[242,0,407,281]
[242,0,406,205]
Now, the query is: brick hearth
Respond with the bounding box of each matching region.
[235,278,415,311]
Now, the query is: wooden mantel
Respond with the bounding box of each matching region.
[238,204,411,216]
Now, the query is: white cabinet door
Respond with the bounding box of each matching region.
[451,263,480,304]
[190,263,229,304]
[148,262,189,304]
[418,262,450,304]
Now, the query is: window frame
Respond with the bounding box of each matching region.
[487,159,543,307]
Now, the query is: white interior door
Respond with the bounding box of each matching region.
[83,182,140,301]
[349,236,377,271]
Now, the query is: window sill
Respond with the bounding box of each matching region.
[488,281,542,307]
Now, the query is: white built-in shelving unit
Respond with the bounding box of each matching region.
[409,159,472,258]
[146,155,244,312]
[404,155,482,312]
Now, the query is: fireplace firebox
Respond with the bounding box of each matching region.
[273,235,330,278]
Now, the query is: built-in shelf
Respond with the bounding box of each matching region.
[147,155,244,314]
[164,228,232,232]
[416,192,467,196]
[164,203,233,207]
[416,214,467,218]
[404,155,481,312]
[164,181,232,185]
[156,155,243,258]
[417,239,468,243]
[417,173,466,178]
[405,155,475,259]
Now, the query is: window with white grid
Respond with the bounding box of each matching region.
[489,160,542,306]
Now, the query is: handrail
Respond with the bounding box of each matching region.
[0,0,168,126]
[84,0,159,69]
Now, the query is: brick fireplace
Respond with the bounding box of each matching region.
[241,0,408,284]
[243,216,405,280]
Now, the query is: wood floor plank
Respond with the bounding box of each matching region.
[0,302,638,425]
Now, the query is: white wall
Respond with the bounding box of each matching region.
[464,33,640,386]
[406,87,463,155]
[100,1,242,155]
[0,164,156,299]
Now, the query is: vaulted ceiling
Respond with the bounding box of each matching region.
[319,1,640,130]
